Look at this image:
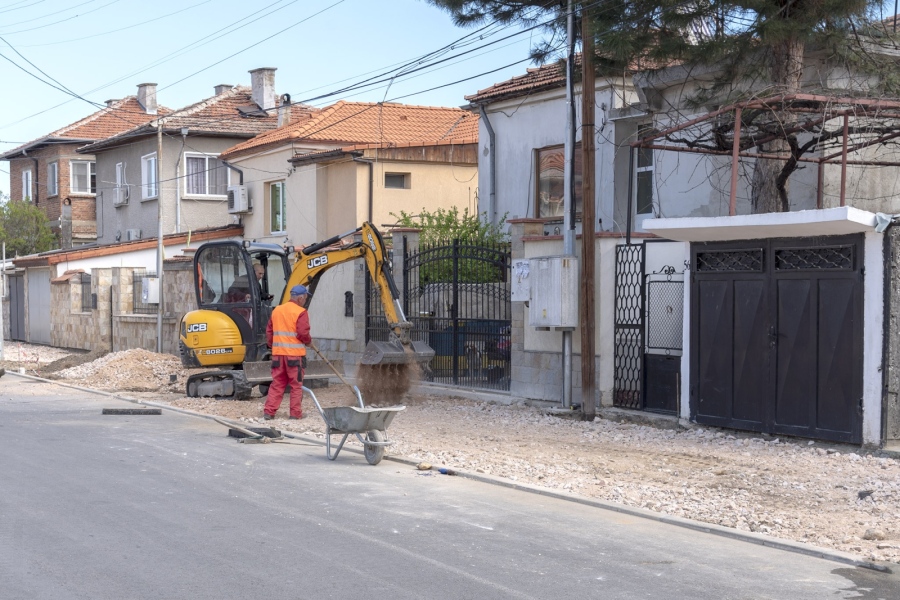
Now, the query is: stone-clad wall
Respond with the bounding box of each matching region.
[51,269,113,352]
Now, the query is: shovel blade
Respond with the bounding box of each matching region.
[360,339,435,365]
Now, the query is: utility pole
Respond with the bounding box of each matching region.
[156,119,164,353]
[580,6,596,421]
[561,0,576,408]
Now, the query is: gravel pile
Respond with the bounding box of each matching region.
[15,344,900,565]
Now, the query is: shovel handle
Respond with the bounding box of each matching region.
[309,342,354,389]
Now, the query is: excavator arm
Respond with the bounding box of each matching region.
[283,222,433,366]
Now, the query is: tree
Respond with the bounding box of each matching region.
[392,206,509,284]
[429,1,897,213]
[0,195,57,256]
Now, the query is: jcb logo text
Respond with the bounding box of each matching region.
[187,323,208,333]
[308,255,328,269]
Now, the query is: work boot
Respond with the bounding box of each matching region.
[263,413,275,420]
[289,415,302,420]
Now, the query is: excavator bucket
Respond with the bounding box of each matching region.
[360,339,435,366]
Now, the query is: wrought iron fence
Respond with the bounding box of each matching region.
[80,274,92,312]
[132,271,158,315]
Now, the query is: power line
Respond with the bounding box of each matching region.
[0,0,100,30]
[16,1,213,48]
[0,0,123,36]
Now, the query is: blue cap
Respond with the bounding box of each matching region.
[290,284,309,296]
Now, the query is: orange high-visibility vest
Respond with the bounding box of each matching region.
[271,302,307,357]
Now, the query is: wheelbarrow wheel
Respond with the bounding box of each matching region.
[364,430,385,465]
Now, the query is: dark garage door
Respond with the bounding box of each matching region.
[691,235,863,444]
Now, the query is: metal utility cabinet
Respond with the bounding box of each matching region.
[525,255,578,330]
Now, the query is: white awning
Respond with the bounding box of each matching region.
[643,207,877,242]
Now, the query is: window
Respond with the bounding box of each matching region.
[141,153,158,199]
[384,172,410,189]
[47,162,58,197]
[635,125,654,215]
[22,169,32,201]
[185,153,228,195]
[114,162,127,205]
[535,143,582,219]
[70,161,96,194]
[269,181,285,234]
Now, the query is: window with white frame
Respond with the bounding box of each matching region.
[114,162,127,205]
[185,153,228,196]
[635,124,654,215]
[269,181,285,234]
[22,169,32,201]
[47,162,58,197]
[141,153,158,199]
[70,160,96,194]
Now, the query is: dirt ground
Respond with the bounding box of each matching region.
[4,343,900,566]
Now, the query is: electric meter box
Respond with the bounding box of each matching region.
[528,255,578,329]
[142,277,160,304]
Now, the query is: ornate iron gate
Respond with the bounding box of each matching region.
[399,237,511,391]
[614,243,685,412]
[614,244,645,408]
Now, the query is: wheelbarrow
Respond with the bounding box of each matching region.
[306,385,404,465]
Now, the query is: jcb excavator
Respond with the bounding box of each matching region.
[178,222,433,399]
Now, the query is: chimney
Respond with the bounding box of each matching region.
[277,94,291,127]
[249,67,276,111]
[214,84,233,96]
[136,83,157,114]
[104,99,118,107]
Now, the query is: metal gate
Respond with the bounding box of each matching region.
[392,237,511,391]
[691,235,863,444]
[614,242,685,412]
[27,268,51,344]
[8,274,26,341]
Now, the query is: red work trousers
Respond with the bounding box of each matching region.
[264,356,305,418]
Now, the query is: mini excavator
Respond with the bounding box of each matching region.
[179,222,434,399]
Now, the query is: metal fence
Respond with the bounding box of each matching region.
[80,274,92,312]
[132,271,158,315]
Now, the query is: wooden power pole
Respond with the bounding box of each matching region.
[580,8,596,421]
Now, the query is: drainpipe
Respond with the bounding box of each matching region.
[175,128,188,233]
[478,104,496,224]
[353,156,374,223]
[221,160,244,185]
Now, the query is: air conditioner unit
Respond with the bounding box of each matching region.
[113,186,129,206]
[227,185,250,214]
[125,229,141,241]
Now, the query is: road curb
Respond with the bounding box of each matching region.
[7,371,890,572]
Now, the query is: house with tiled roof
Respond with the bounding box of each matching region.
[79,68,315,246]
[0,88,166,248]
[218,100,478,247]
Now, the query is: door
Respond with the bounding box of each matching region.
[8,275,26,341]
[27,268,51,345]
[691,236,863,444]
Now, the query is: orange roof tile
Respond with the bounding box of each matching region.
[79,87,316,153]
[0,97,169,159]
[465,60,569,104]
[220,101,478,160]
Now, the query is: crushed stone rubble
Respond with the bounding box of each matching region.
[8,343,900,565]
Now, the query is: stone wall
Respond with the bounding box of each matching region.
[50,272,96,351]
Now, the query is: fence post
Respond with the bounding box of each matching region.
[392,228,419,315]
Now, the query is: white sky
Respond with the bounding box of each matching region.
[0,0,550,195]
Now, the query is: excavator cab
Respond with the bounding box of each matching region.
[179,241,291,398]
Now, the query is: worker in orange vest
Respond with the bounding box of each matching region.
[264,284,312,420]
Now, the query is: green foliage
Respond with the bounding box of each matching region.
[0,195,57,256]
[391,206,509,284]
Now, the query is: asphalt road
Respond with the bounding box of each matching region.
[0,375,898,599]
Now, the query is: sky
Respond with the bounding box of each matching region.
[0,0,551,194]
